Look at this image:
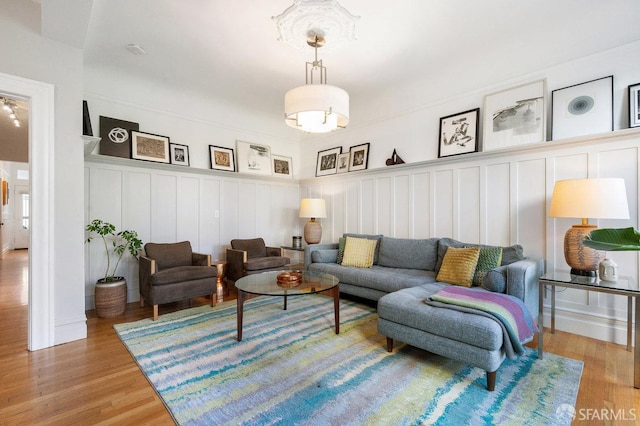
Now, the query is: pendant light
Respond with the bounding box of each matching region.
[284,35,349,133]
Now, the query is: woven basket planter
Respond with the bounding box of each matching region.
[94,278,127,318]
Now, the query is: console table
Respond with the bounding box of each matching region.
[538,271,639,388]
[281,245,305,269]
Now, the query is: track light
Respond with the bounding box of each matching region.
[1,97,21,127]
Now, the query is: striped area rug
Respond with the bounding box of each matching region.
[114,296,582,425]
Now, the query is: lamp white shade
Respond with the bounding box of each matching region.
[549,178,629,275]
[285,84,349,133]
[299,198,327,218]
[549,178,629,220]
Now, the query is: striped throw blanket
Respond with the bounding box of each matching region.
[426,286,537,359]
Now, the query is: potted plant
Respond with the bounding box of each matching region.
[86,219,143,318]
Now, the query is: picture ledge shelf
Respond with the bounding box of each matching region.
[304,127,640,182]
[83,152,293,183]
[84,127,640,182]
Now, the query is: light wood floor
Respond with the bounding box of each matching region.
[0,250,638,425]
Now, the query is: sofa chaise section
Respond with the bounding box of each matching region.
[304,234,543,390]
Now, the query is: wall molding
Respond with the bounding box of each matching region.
[301,127,640,184]
[85,153,299,184]
[300,128,640,345]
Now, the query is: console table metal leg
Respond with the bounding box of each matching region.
[627,296,632,352]
[635,296,639,389]
[538,281,544,359]
[551,284,556,333]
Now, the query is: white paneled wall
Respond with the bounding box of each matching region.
[84,129,640,344]
[85,158,300,309]
[301,129,640,345]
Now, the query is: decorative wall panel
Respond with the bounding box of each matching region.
[299,129,640,345]
[85,159,299,309]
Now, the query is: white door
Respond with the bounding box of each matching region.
[14,185,29,249]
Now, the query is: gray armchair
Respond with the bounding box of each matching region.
[139,241,217,320]
[226,238,290,283]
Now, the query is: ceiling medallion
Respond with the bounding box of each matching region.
[273,0,359,52]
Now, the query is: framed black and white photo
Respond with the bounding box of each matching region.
[315,147,342,176]
[272,154,293,178]
[552,75,613,140]
[236,140,272,175]
[169,143,189,166]
[336,152,350,174]
[438,108,479,158]
[209,145,235,172]
[483,79,546,151]
[628,82,640,128]
[348,142,370,172]
[99,116,139,158]
[131,131,170,163]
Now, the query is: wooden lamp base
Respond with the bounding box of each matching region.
[564,223,603,276]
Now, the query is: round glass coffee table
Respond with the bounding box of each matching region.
[235,270,340,341]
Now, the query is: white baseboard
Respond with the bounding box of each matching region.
[54,315,87,346]
[540,306,632,347]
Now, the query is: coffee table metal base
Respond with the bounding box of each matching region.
[236,285,340,341]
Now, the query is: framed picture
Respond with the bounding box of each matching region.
[628,82,640,128]
[236,140,272,175]
[169,143,190,166]
[131,131,170,163]
[483,79,546,151]
[438,108,479,158]
[209,145,235,172]
[552,75,613,140]
[99,116,139,158]
[272,154,293,178]
[348,142,370,172]
[336,152,350,174]
[315,146,342,176]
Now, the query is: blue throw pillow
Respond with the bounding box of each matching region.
[482,268,506,293]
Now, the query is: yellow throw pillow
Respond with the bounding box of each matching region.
[341,236,377,268]
[436,246,480,287]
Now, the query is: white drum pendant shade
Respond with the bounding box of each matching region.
[285,84,349,133]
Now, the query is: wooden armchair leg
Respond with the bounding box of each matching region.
[386,337,394,352]
[211,294,216,307]
[153,305,159,321]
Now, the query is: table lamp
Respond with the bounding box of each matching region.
[299,198,327,244]
[549,178,629,276]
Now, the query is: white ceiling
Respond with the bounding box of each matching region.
[0,0,628,149]
[80,0,640,130]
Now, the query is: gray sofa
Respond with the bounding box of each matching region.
[304,234,543,390]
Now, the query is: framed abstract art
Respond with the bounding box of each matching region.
[552,76,613,140]
[438,108,479,158]
[483,79,546,151]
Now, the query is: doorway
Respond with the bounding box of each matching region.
[0,71,55,351]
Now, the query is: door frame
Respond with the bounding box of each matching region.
[0,71,54,351]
